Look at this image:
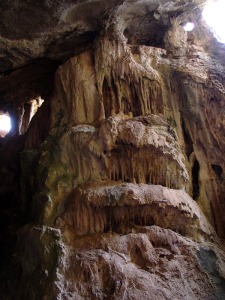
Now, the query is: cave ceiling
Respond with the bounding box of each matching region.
[0,0,224,109]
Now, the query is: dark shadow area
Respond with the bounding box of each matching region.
[192,158,200,200]
[197,248,225,299]
[211,164,223,178]
[0,58,58,299]
[123,14,168,47]
[0,58,60,111]
[181,118,193,158]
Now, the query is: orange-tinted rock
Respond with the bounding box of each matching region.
[55,227,225,299]
[52,51,104,127]
[1,1,225,299]
[60,181,214,240]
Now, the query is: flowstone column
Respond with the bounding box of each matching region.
[15,31,225,300]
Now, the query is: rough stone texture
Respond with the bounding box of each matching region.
[0,1,225,300]
[49,34,225,236]
[56,227,225,300]
[0,0,206,73]
[60,182,214,240]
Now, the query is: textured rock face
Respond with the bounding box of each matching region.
[56,228,225,300]
[0,0,206,73]
[0,1,225,300]
[60,182,214,239]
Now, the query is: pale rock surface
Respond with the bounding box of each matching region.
[55,227,225,300]
[60,181,214,240]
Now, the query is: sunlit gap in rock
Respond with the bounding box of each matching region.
[183,22,195,32]
[29,97,44,121]
[18,96,44,135]
[202,0,225,43]
[0,113,11,137]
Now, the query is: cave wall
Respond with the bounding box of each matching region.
[0,1,225,299]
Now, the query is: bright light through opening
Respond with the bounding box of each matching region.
[203,0,225,43]
[183,22,195,32]
[0,114,11,137]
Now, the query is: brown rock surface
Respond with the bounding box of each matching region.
[56,227,225,300]
[60,181,214,239]
[0,1,225,300]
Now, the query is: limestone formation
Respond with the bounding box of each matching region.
[0,1,225,299]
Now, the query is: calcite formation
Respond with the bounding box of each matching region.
[60,182,213,239]
[0,1,225,299]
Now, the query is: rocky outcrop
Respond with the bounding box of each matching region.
[60,181,214,239]
[0,1,225,299]
[56,227,225,300]
[49,34,225,236]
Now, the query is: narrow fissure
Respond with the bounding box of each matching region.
[192,158,200,200]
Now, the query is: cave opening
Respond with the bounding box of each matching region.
[202,0,225,43]
[183,22,195,32]
[0,112,11,138]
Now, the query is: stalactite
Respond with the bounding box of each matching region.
[95,37,164,119]
[62,182,214,241]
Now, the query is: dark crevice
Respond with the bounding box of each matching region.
[121,97,132,115]
[192,158,200,200]
[102,78,113,118]
[131,85,142,117]
[123,14,168,48]
[211,164,223,178]
[181,118,193,158]
[103,205,155,234]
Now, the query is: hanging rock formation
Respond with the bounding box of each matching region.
[0,0,225,299]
